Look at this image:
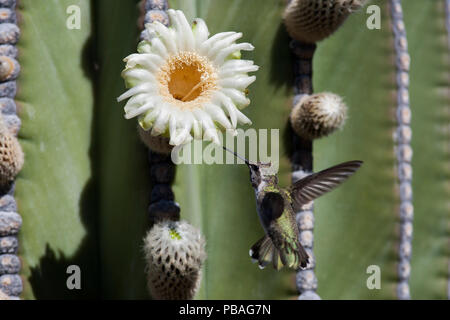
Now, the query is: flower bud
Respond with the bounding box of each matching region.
[290,92,347,140]
[144,220,206,300]
[138,126,173,155]
[284,0,367,43]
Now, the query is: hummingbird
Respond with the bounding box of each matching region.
[223,147,363,270]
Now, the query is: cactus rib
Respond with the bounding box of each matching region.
[0,0,21,300]
[390,0,413,300]
[139,0,195,300]
[289,39,320,299]
[138,0,179,225]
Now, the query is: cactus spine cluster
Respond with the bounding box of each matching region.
[0,0,21,300]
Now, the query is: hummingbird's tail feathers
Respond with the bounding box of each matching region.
[279,239,309,270]
[249,235,274,269]
[289,160,363,212]
[249,235,309,270]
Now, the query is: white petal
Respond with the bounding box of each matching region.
[125,93,151,107]
[117,83,153,102]
[221,59,255,69]
[150,21,177,54]
[176,10,195,51]
[219,61,259,78]
[192,18,209,48]
[193,109,213,130]
[204,129,220,145]
[221,88,250,107]
[192,119,202,139]
[214,43,254,65]
[192,109,221,144]
[168,115,178,144]
[124,54,161,72]
[124,102,154,119]
[150,37,168,58]
[236,109,252,125]
[219,75,256,90]
[199,32,235,55]
[167,9,194,51]
[122,68,155,82]
[152,108,170,134]
[204,104,233,129]
[137,40,152,53]
[172,129,192,146]
[141,109,160,130]
[124,94,155,111]
[213,92,238,128]
[171,121,193,146]
[206,32,243,58]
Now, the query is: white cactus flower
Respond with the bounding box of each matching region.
[118,9,258,146]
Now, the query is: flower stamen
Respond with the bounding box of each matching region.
[158,51,218,109]
[181,77,207,102]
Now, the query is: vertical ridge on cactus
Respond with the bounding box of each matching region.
[138,0,207,300]
[288,36,321,301]
[0,116,23,187]
[390,0,413,300]
[0,0,20,300]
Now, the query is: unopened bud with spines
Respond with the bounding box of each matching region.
[290,92,347,140]
[144,220,206,300]
[284,0,367,44]
[0,116,23,187]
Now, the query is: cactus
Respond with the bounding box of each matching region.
[0,0,446,300]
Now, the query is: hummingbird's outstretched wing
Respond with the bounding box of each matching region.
[288,160,363,212]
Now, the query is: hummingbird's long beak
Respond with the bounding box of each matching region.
[222,146,250,165]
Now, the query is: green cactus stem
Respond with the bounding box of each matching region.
[288,39,320,300]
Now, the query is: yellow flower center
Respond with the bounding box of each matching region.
[158,52,218,109]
